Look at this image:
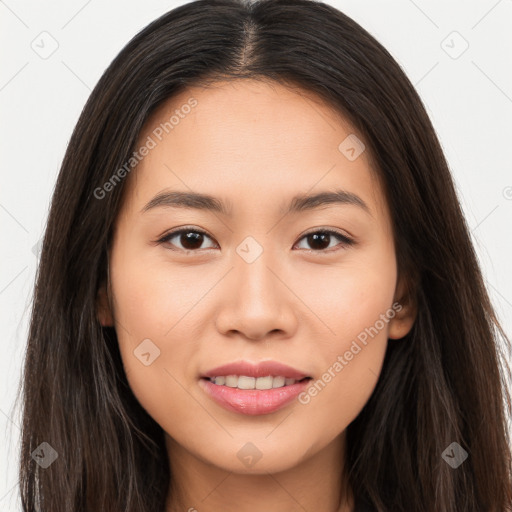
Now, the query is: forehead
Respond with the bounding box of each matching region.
[121,79,387,223]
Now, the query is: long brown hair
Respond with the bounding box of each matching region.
[17,0,512,510]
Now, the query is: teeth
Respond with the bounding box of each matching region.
[210,375,301,390]
[272,376,285,388]
[225,375,238,387]
[256,376,273,389]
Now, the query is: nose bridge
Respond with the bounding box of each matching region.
[233,235,282,309]
[214,235,296,340]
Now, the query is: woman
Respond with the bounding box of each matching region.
[17,0,512,510]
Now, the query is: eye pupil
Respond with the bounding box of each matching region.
[161,228,349,254]
[181,232,204,250]
[308,233,330,250]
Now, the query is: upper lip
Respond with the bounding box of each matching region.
[201,360,310,380]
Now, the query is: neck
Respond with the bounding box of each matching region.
[164,432,354,512]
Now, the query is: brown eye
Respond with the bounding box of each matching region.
[294,229,354,252]
[158,228,217,252]
[157,227,354,254]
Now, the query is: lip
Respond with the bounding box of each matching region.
[200,360,310,380]
[198,377,311,415]
[199,360,312,416]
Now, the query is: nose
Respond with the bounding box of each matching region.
[215,250,298,342]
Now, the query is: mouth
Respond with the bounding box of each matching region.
[198,360,313,415]
[202,375,312,390]
[198,374,313,415]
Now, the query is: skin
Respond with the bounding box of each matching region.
[97,79,416,512]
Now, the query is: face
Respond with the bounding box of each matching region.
[98,79,415,475]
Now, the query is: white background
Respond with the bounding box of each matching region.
[1,0,511,509]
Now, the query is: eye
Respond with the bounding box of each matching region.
[293,229,355,253]
[156,227,354,254]
[157,227,218,252]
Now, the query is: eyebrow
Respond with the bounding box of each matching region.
[141,189,371,217]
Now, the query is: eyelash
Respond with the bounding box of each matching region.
[156,226,355,255]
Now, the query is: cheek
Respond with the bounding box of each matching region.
[110,235,213,340]
[108,241,206,419]
[294,242,397,347]
[292,247,396,429]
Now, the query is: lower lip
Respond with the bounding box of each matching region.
[199,377,311,415]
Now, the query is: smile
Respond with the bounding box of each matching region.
[206,375,310,390]
[199,376,312,415]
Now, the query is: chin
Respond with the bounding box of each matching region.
[201,436,311,474]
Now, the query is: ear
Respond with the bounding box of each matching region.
[96,281,114,327]
[388,273,417,340]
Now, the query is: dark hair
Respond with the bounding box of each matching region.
[17,0,512,510]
